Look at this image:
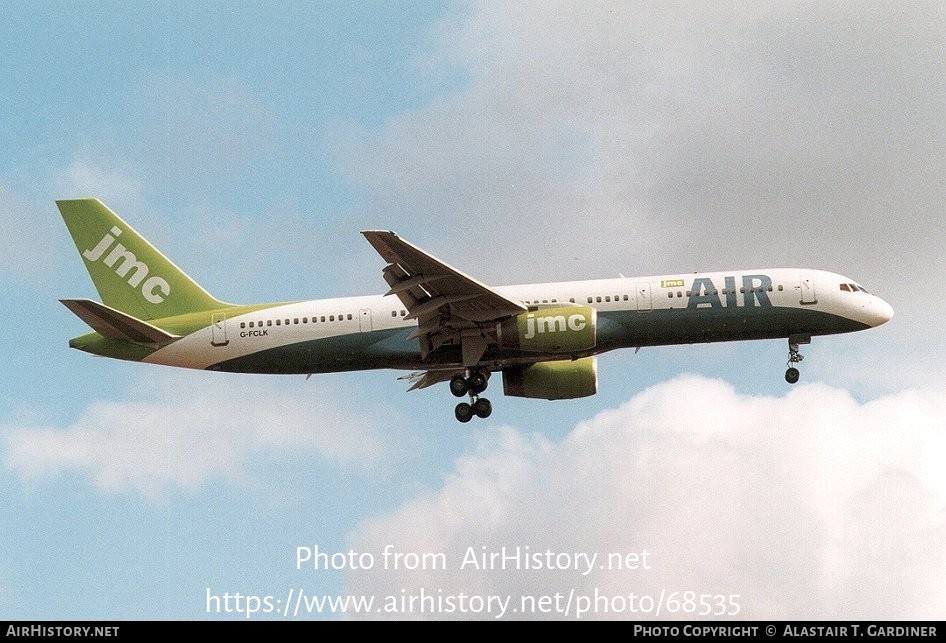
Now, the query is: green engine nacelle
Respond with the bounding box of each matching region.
[502,357,598,400]
[498,306,596,353]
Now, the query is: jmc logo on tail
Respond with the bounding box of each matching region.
[82,226,171,304]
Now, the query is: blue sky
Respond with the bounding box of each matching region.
[2,1,944,620]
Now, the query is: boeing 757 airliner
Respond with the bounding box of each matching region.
[58,199,893,422]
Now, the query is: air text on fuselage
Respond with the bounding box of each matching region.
[687,274,773,310]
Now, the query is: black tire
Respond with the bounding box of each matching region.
[473,397,492,419]
[469,371,488,394]
[449,376,469,397]
[785,367,800,384]
[455,402,473,423]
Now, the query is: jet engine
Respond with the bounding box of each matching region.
[502,356,598,400]
[497,306,596,353]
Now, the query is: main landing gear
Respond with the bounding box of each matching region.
[785,335,810,384]
[450,370,492,422]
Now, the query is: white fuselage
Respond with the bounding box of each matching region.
[141,268,893,375]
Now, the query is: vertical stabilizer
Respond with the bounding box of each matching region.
[57,198,228,320]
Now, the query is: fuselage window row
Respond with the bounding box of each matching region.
[586,295,631,304]
[240,313,354,330]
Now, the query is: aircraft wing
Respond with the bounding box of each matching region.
[362,230,527,361]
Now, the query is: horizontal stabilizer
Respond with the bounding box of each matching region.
[61,298,180,345]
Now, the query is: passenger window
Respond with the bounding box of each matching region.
[267,320,272,327]
[240,322,246,329]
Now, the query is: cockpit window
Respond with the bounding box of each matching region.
[840,283,870,294]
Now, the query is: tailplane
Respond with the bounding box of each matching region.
[60,298,180,345]
[57,199,229,320]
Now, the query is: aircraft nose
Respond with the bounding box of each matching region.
[867,297,894,327]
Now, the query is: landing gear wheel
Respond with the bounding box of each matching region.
[472,397,492,419]
[449,376,469,397]
[469,371,488,394]
[455,402,473,423]
[451,370,492,422]
[785,336,807,385]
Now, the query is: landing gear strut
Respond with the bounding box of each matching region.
[451,370,492,422]
[785,335,809,384]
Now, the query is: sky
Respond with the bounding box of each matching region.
[1,0,944,620]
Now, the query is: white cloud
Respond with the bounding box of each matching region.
[346,375,946,619]
[132,72,279,189]
[327,2,945,386]
[2,372,387,502]
[332,2,945,281]
[0,184,52,280]
[54,158,143,210]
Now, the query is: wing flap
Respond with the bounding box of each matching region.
[398,369,465,392]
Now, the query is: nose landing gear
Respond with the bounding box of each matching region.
[785,334,810,384]
[450,370,492,422]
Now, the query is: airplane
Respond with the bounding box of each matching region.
[57,198,894,422]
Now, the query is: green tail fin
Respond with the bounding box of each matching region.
[57,198,229,320]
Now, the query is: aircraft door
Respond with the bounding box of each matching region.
[800,275,817,305]
[636,283,653,312]
[359,308,372,332]
[211,312,229,346]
